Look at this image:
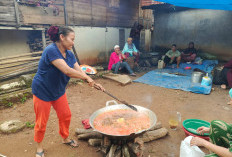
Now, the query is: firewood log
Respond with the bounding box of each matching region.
[122,144,130,157]
[88,139,102,147]
[77,132,102,140]
[102,136,111,147]
[128,142,142,157]
[148,121,162,131]
[114,148,122,157]
[128,138,144,157]
[106,144,117,157]
[139,128,168,143]
[100,146,108,154]
[75,128,93,135]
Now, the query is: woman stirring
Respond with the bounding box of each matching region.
[32,26,104,157]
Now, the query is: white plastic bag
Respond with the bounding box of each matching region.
[180,136,205,157]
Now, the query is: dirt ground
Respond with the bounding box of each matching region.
[0,74,231,157]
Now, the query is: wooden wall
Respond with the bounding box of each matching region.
[0,0,139,28]
[66,0,139,27]
[18,0,65,25]
[0,0,17,26]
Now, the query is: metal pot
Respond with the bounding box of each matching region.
[89,100,157,140]
[191,71,204,83]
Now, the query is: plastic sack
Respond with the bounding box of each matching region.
[180,136,205,157]
[194,57,203,65]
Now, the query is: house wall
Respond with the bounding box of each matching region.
[0,0,16,26]
[0,27,130,65]
[0,0,139,28]
[66,0,139,27]
[152,9,232,61]
[72,26,130,65]
[0,30,30,58]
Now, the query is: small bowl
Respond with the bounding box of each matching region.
[187,62,191,64]
[182,126,210,141]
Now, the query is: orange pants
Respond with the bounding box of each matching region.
[33,94,71,143]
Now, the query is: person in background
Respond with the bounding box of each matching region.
[32,26,104,157]
[181,42,197,62]
[191,120,232,157]
[108,45,136,76]
[122,38,140,66]
[130,21,143,50]
[213,59,232,90]
[164,44,181,68]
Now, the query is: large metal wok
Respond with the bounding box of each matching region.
[89,100,157,140]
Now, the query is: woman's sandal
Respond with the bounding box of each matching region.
[36,151,44,157]
[63,139,79,148]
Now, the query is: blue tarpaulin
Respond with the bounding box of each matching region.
[153,0,232,11]
[134,60,218,95]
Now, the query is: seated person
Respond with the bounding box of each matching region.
[164,44,181,68]
[191,120,232,157]
[213,59,232,90]
[181,42,197,62]
[122,38,139,66]
[108,45,136,76]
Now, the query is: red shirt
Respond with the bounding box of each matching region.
[108,52,122,70]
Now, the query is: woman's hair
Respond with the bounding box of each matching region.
[189,41,194,48]
[127,37,133,42]
[172,44,177,47]
[47,26,74,42]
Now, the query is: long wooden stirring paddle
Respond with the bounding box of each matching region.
[94,85,138,111]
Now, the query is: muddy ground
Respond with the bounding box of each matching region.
[0,75,231,157]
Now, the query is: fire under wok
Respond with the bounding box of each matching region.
[89,100,157,139]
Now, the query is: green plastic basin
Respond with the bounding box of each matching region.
[182,119,210,136]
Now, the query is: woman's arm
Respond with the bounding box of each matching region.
[122,44,127,54]
[191,137,232,157]
[121,53,126,60]
[73,62,88,75]
[52,59,104,90]
[132,44,138,53]
[204,140,232,157]
[52,59,91,81]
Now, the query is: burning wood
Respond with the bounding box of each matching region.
[75,122,168,157]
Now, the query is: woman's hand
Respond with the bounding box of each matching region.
[171,56,175,61]
[190,137,207,147]
[86,78,105,91]
[197,126,210,135]
[87,77,94,86]
[94,83,105,91]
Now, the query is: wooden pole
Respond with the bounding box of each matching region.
[42,29,46,49]
[72,46,81,64]
[63,0,68,26]
[0,61,38,69]
[0,57,41,65]
[0,51,42,61]
[13,0,20,27]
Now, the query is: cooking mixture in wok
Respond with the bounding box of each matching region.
[93,109,151,135]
